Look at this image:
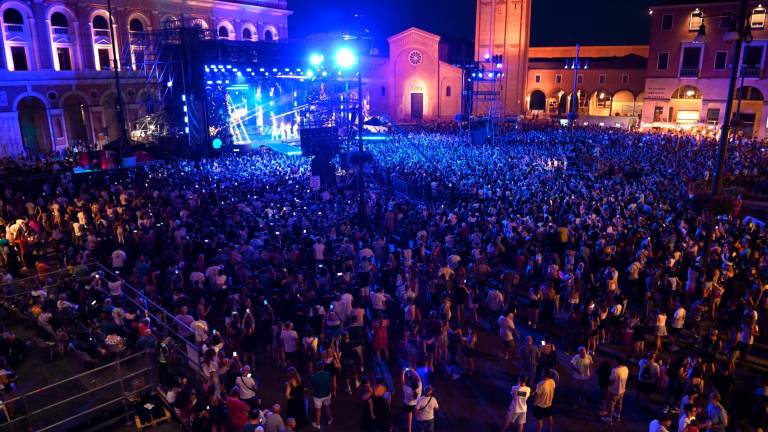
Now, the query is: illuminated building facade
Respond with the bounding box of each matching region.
[524,45,648,127]
[365,27,463,121]
[0,0,290,156]
[473,0,532,116]
[643,0,768,137]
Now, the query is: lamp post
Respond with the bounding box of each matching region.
[106,0,128,153]
[566,44,588,143]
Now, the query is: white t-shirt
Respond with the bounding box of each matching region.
[649,419,669,432]
[508,385,530,413]
[235,375,257,400]
[402,381,422,406]
[672,308,686,329]
[609,365,629,394]
[570,353,593,380]
[280,329,299,353]
[497,315,516,341]
[414,395,438,421]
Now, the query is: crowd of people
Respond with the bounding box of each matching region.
[0,123,767,432]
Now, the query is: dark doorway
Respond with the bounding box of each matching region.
[17,96,51,154]
[410,93,423,120]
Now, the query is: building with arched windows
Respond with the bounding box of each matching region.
[643,0,768,138]
[0,0,290,156]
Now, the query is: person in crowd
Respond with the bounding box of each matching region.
[501,374,530,432]
[602,356,629,424]
[414,385,438,432]
[532,369,556,432]
[310,361,333,429]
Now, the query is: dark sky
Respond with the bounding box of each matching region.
[288,0,655,47]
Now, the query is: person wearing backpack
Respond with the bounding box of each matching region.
[637,351,660,406]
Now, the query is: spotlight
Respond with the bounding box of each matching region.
[335,47,357,69]
[484,53,490,60]
[306,69,314,77]
[309,53,325,66]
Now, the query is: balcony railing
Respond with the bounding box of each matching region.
[51,26,69,35]
[93,29,111,37]
[680,68,700,78]
[741,66,761,78]
[5,24,23,33]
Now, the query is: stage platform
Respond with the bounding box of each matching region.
[266,142,303,155]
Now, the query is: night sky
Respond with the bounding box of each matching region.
[288,0,655,47]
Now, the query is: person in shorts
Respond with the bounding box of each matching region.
[533,369,556,432]
[310,363,333,429]
[502,375,530,432]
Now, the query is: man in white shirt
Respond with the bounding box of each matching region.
[414,385,438,432]
[111,248,127,270]
[603,357,629,424]
[235,365,259,408]
[280,321,299,366]
[649,416,673,432]
[497,312,518,360]
[501,375,530,432]
[671,304,686,337]
[678,403,697,432]
[570,346,593,407]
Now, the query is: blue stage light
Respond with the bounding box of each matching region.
[272,68,278,72]
[306,69,314,77]
[181,94,186,102]
[236,71,242,76]
[321,71,328,77]
[167,80,173,88]
[335,47,357,69]
[246,68,252,72]
[212,138,223,149]
[259,67,265,72]
[309,53,324,66]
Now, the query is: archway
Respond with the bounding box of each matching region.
[61,93,90,148]
[100,91,122,144]
[670,85,703,124]
[528,90,546,111]
[17,96,51,154]
[611,90,636,116]
[588,89,612,116]
[732,86,764,137]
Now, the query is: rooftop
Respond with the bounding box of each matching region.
[529,53,648,70]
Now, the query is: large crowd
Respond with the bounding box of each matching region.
[0,123,767,432]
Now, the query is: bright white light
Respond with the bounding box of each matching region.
[309,53,325,66]
[306,69,314,77]
[335,47,357,69]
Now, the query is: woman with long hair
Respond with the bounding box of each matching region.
[371,311,390,362]
[284,367,308,427]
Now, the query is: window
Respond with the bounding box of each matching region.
[57,47,72,70]
[380,86,386,97]
[446,86,452,97]
[555,74,562,84]
[3,8,23,25]
[661,14,673,31]
[653,106,664,122]
[657,52,669,70]
[218,26,229,38]
[689,9,703,31]
[242,28,252,40]
[752,5,766,29]
[622,74,629,84]
[10,46,28,70]
[714,51,728,70]
[681,46,702,76]
[51,12,68,28]
[741,45,764,77]
[598,74,606,84]
[129,18,144,32]
[97,48,111,70]
[93,15,109,29]
[534,74,541,83]
[577,74,583,84]
[264,30,274,42]
[706,108,720,124]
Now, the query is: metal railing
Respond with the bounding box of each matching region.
[4,24,23,33]
[93,29,111,37]
[741,66,761,78]
[0,351,154,432]
[51,26,68,35]
[680,68,700,78]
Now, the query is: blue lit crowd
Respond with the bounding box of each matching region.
[0,124,767,432]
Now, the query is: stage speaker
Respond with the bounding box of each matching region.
[300,126,339,157]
